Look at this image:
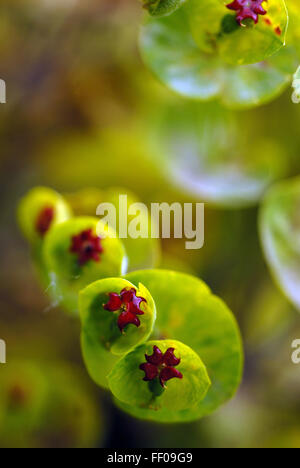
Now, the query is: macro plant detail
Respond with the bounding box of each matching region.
[6,0,300,449]
[139,345,183,388]
[18,186,243,423]
[104,288,147,332]
[226,0,267,25]
[139,0,299,108]
[70,228,104,266]
[35,206,55,237]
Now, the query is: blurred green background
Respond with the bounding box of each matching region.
[1,0,300,448]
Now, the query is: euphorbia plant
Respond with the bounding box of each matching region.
[80,270,243,422]
[17,187,72,285]
[18,187,243,423]
[139,0,300,108]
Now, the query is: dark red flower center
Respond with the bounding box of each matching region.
[36,206,55,237]
[226,0,267,25]
[104,288,146,333]
[140,345,183,388]
[70,228,103,266]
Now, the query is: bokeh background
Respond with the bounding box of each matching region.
[1,0,300,448]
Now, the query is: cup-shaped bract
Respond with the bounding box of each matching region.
[140,8,294,109]
[108,339,211,411]
[114,270,243,422]
[187,0,288,66]
[43,217,127,315]
[17,186,72,286]
[0,361,49,440]
[18,186,72,245]
[79,278,157,388]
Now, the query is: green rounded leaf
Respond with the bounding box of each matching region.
[149,101,288,207]
[140,9,294,109]
[43,217,127,315]
[259,176,300,310]
[80,278,156,356]
[115,270,242,422]
[143,0,187,17]
[187,0,288,65]
[108,339,211,411]
[17,186,72,245]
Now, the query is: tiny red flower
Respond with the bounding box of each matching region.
[36,206,55,237]
[104,288,146,333]
[226,0,267,25]
[140,346,183,388]
[70,228,103,266]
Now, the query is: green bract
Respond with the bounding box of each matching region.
[43,217,127,314]
[108,339,211,411]
[292,65,300,103]
[17,187,72,285]
[187,0,287,65]
[80,277,156,350]
[65,187,161,271]
[259,177,300,311]
[114,270,243,422]
[140,8,295,109]
[143,0,188,17]
[17,186,72,245]
[0,362,48,437]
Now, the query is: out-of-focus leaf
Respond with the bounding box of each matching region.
[150,101,288,207]
[259,176,300,310]
[143,0,188,17]
[140,9,295,109]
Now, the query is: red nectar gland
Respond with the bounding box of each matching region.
[104,288,146,333]
[226,0,267,25]
[70,228,103,266]
[36,206,55,237]
[140,345,183,388]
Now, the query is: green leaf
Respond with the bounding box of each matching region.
[187,0,288,65]
[140,9,294,109]
[115,270,243,422]
[292,65,300,103]
[80,278,156,355]
[259,176,300,311]
[108,339,211,411]
[143,0,188,17]
[17,186,72,245]
[149,101,288,207]
[43,217,127,315]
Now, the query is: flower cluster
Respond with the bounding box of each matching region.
[36,206,55,237]
[70,229,103,266]
[226,0,267,25]
[104,288,146,332]
[140,345,183,387]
